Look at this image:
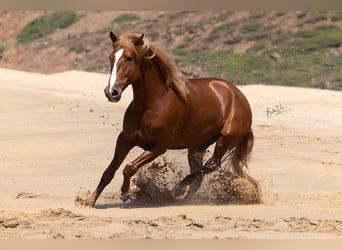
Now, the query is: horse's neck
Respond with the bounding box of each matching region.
[131,62,167,112]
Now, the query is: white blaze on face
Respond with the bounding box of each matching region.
[109,49,124,93]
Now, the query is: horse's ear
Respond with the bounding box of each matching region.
[110,31,117,43]
[133,33,144,46]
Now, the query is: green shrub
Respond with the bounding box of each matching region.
[275,11,287,17]
[69,44,85,54]
[304,12,327,24]
[293,25,342,52]
[250,11,267,19]
[143,25,159,41]
[273,33,291,45]
[330,11,342,22]
[296,12,307,19]
[215,12,233,22]
[85,65,98,72]
[16,11,80,44]
[0,42,5,54]
[246,30,270,40]
[112,13,140,25]
[249,39,267,52]
[225,35,243,45]
[168,11,193,20]
[206,21,238,42]
[242,20,263,33]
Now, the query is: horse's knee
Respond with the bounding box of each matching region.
[122,162,137,178]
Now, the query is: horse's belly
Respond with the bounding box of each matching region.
[168,117,223,149]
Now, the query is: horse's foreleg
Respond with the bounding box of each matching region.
[120,148,165,201]
[87,132,134,207]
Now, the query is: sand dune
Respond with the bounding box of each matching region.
[0,68,341,238]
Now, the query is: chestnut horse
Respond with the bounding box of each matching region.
[86,32,260,207]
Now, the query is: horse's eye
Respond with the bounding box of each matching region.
[126,57,133,62]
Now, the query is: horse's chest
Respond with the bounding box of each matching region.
[126,126,161,151]
[123,112,166,150]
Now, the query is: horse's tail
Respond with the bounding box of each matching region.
[226,128,262,203]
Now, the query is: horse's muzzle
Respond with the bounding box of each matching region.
[104,87,121,102]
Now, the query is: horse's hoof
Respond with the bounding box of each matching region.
[130,185,141,194]
[120,186,141,203]
[120,193,128,203]
[120,192,134,203]
[87,201,95,208]
[171,183,188,199]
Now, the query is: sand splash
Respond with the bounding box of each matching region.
[131,157,262,205]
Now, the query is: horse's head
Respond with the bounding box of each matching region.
[104,32,147,102]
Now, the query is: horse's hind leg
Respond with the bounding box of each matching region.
[188,137,219,174]
[188,147,205,173]
[172,134,241,198]
[184,147,206,199]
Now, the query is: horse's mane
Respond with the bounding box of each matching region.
[117,34,191,103]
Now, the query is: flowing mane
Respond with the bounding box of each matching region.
[116,34,192,103]
[140,38,192,102]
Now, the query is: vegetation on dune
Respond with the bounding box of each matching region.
[292,25,342,52]
[0,42,5,54]
[16,11,80,44]
[303,11,328,24]
[170,46,342,88]
[330,11,342,22]
[111,13,140,25]
[168,12,342,89]
[4,11,342,90]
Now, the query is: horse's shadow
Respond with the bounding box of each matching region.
[95,203,167,209]
[92,197,249,209]
[93,199,189,209]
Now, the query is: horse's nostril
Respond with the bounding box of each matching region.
[111,89,119,98]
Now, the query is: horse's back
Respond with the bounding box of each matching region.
[188,77,251,114]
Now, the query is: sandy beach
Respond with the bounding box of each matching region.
[0,68,341,239]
